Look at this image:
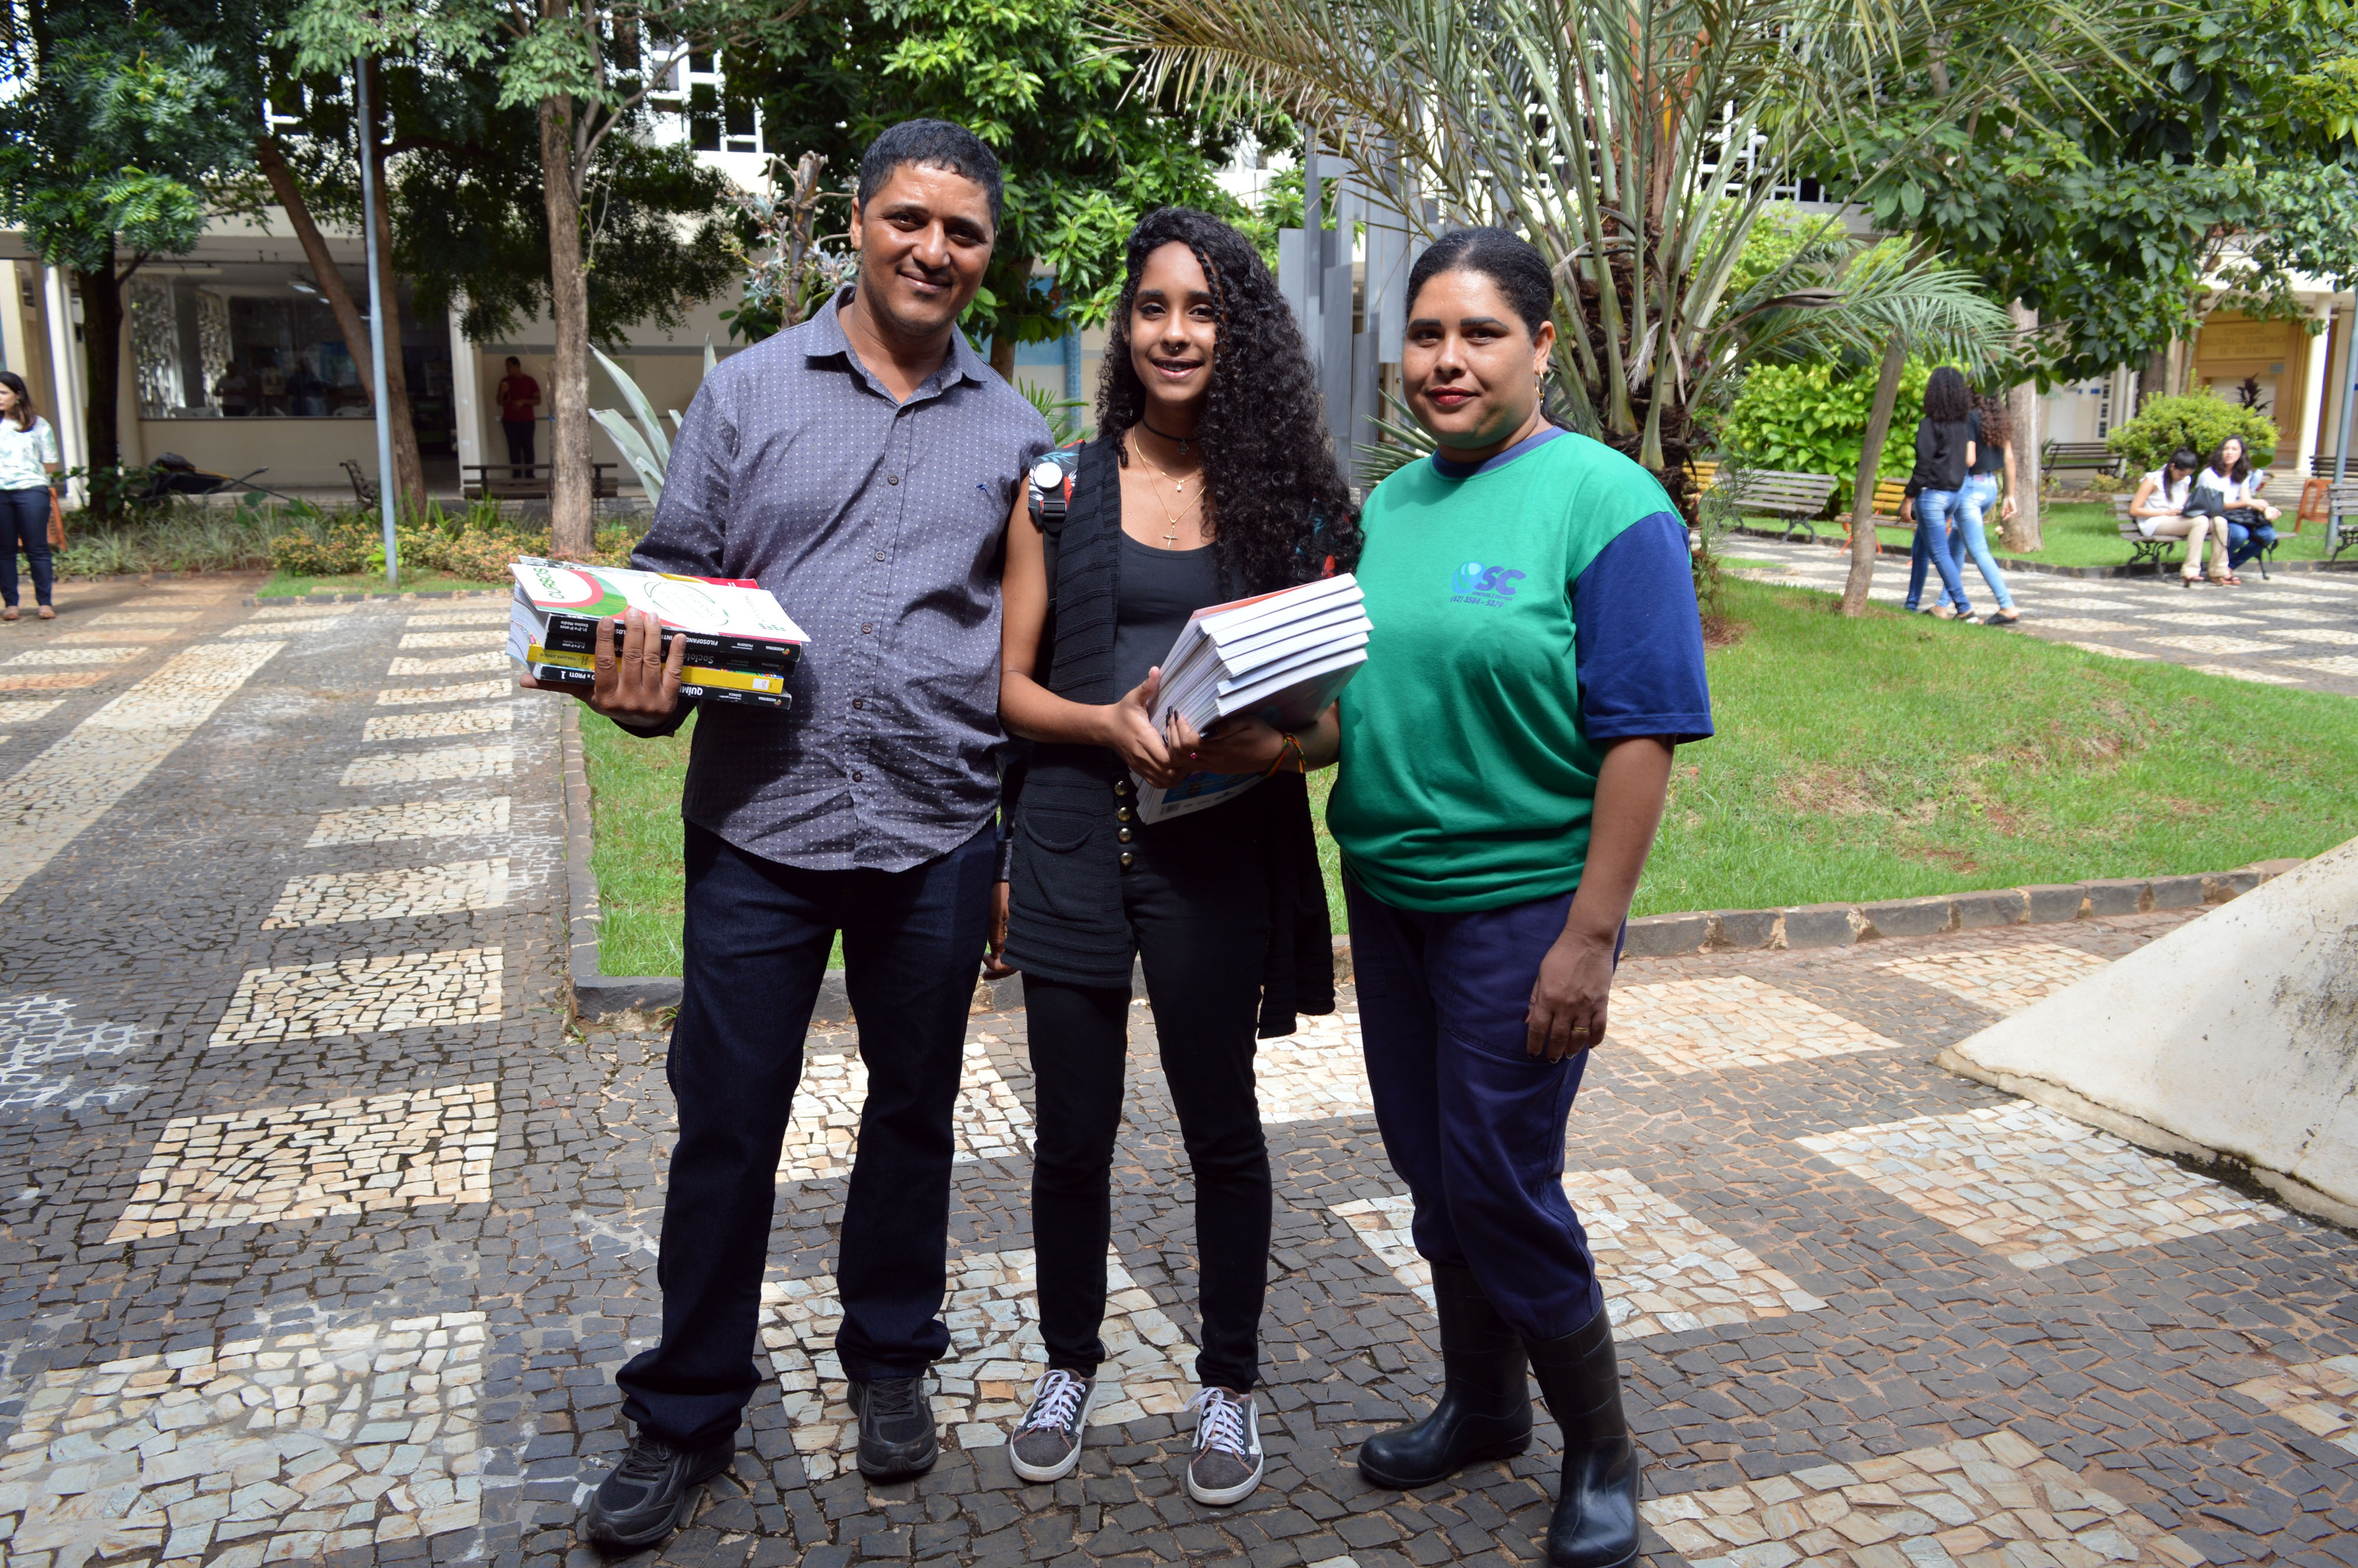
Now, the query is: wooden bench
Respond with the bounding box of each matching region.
[1705,468,1841,542]
[462,462,621,502]
[2044,441,2120,480]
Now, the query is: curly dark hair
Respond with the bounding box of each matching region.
[1098,206,1360,590]
[1973,392,2012,452]
[1923,366,1972,424]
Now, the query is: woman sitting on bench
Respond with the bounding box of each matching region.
[2130,449,2231,587]
[2194,436,2279,584]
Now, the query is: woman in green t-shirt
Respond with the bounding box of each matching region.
[1330,228,1713,1568]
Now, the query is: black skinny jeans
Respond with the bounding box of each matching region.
[1023,830,1273,1394]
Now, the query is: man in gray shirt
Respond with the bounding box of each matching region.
[549,120,1050,1552]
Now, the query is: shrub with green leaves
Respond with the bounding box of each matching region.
[268,521,377,577]
[1719,360,1934,510]
[2105,395,2280,476]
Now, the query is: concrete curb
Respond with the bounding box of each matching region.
[1618,859,2305,959]
[238,589,509,606]
[1727,523,2358,578]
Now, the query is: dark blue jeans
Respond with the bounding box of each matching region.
[615,819,997,1450]
[2228,516,2277,571]
[1345,872,1613,1343]
[1,489,53,608]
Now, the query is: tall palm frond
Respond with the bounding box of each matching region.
[1115,0,2128,486]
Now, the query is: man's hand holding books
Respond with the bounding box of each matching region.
[521,608,687,724]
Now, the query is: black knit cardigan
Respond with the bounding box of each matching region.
[997,435,1336,1035]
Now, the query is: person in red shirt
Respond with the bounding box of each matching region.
[495,356,541,477]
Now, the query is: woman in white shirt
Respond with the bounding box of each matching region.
[2129,447,2229,587]
[2193,436,2280,584]
[0,372,61,621]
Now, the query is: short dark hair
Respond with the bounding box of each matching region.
[858,118,1003,226]
[505,355,520,366]
[1407,227,1555,338]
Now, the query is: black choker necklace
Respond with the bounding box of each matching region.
[1140,419,1197,456]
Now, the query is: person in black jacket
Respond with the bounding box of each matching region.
[995,206,1358,1506]
[1900,366,1978,619]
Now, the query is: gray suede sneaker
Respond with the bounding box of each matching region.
[1185,1387,1263,1505]
[1009,1369,1098,1483]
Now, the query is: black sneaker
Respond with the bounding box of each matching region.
[579,1431,735,1551]
[848,1373,940,1481]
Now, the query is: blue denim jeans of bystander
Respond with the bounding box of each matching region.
[1905,487,1972,615]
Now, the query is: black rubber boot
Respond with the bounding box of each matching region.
[1525,1309,1640,1568]
[1358,1263,1533,1488]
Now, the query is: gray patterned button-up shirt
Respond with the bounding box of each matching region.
[631,287,1050,872]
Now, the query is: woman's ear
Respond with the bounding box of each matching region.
[1531,317,1556,374]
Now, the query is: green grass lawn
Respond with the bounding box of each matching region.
[581,575,2358,973]
[1752,500,2349,572]
[258,569,509,597]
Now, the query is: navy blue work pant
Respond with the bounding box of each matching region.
[1345,872,1609,1343]
[615,819,997,1450]
[1,489,53,608]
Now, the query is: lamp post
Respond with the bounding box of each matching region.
[356,58,400,588]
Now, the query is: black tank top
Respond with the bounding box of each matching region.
[1112,533,1220,699]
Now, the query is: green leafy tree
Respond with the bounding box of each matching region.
[288,0,791,555]
[2105,394,2283,475]
[0,11,253,494]
[733,0,1250,371]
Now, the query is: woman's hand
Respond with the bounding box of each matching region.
[1098,669,1181,785]
[1163,712,1285,777]
[2001,493,2019,521]
[1526,924,1619,1062]
[984,882,1013,979]
[522,607,685,724]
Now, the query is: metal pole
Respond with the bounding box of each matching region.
[357,58,400,588]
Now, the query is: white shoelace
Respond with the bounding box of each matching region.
[1188,1387,1251,1455]
[1020,1369,1088,1432]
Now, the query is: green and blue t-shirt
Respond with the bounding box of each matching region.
[1329,426,1714,913]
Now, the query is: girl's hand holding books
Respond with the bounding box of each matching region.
[1162,711,1284,777]
[1101,668,1184,786]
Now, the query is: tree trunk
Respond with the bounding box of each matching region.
[540,95,594,558]
[2001,301,2043,551]
[2142,346,2168,413]
[76,251,124,502]
[363,64,427,516]
[256,134,427,515]
[1840,332,1908,617]
[990,332,1017,383]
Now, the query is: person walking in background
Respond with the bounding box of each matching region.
[2129,448,2228,587]
[533,120,1050,1554]
[994,207,1355,1506]
[1329,227,1711,1568]
[495,355,541,478]
[1901,366,1977,620]
[1932,391,2021,624]
[0,372,61,622]
[2197,436,2280,583]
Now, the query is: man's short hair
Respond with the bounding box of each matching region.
[858,118,1003,227]
[505,355,521,366]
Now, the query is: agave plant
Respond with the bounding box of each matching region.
[591,340,719,510]
[1124,0,2120,503]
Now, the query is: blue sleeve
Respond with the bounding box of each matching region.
[1572,512,1715,745]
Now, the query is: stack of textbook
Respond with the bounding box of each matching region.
[508,557,808,709]
[1137,574,1371,822]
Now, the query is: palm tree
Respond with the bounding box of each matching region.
[1122,0,2117,516]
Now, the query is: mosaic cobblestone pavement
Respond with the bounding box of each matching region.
[2,580,2355,1568]
[1724,533,2358,695]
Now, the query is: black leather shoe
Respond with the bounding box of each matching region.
[579,1431,735,1552]
[1526,1310,1640,1568]
[848,1373,940,1481]
[1359,1263,1532,1488]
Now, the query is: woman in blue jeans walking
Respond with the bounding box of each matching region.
[0,372,61,622]
[1934,392,2020,624]
[1902,367,1976,619]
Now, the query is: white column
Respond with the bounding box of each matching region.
[449,293,482,482]
[41,266,87,502]
[0,263,28,384]
[2296,298,2333,477]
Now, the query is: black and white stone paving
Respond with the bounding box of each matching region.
[0,578,2353,1568]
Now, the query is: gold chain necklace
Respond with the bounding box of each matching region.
[1131,433,1204,548]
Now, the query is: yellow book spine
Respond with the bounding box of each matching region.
[526,644,786,694]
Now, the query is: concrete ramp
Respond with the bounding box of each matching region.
[1939,835,2358,1228]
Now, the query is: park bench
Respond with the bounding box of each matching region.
[341,459,378,509]
[2044,441,2121,481]
[462,462,621,502]
[2114,492,2298,577]
[1700,467,1841,542]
